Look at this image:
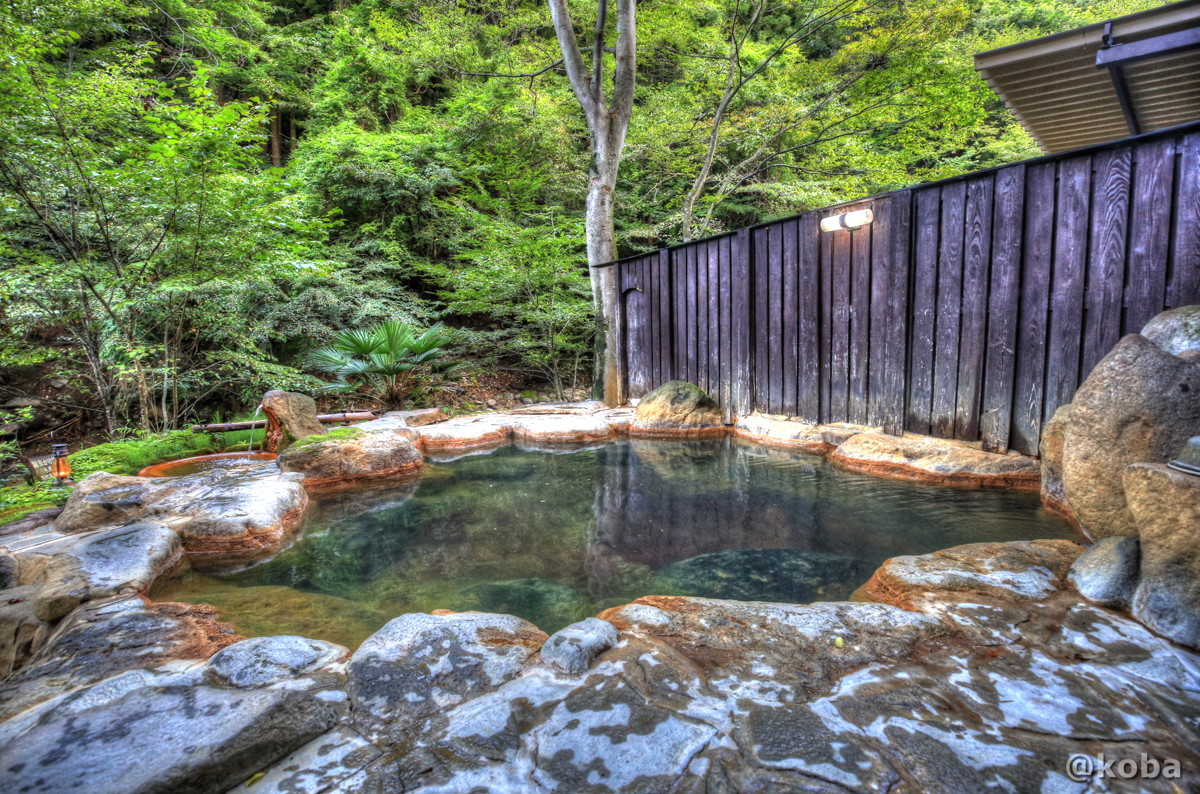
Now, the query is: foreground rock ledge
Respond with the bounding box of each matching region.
[0,539,1197,794]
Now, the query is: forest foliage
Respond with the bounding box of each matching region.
[0,0,1165,438]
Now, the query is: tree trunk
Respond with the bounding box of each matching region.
[270,107,282,167]
[548,0,636,407]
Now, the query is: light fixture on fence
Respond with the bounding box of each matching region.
[820,208,873,232]
[50,443,73,486]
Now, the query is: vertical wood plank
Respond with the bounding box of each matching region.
[662,249,672,386]
[1170,132,1200,307]
[907,188,940,435]
[1125,138,1175,333]
[981,166,1025,453]
[819,226,834,423]
[691,244,703,387]
[708,240,721,399]
[686,244,699,384]
[883,191,912,436]
[768,224,785,414]
[673,247,687,382]
[782,219,799,415]
[849,210,872,425]
[830,228,852,423]
[868,199,890,428]
[955,177,994,440]
[754,227,771,411]
[692,244,704,389]
[931,182,966,438]
[798,213,821,423]
[1011,162,1056,456]
[1044,155,1091,426]
[733,229,752,417]
[719,235,733,421]
[1082,147,1131,377]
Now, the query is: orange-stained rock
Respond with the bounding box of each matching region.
[631,381,727,437]
[262,390,327,453]
[277,428,424,492]
[831,432,1040,488]
[862,539,1084,609]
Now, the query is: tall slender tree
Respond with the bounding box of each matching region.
[548,0,636,405]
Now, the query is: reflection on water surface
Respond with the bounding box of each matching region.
[155,438,1081,646]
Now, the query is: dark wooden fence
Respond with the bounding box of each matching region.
[613,122,1200,456]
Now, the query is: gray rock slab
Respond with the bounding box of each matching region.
[0,684,335,794]
[205,635,348,688]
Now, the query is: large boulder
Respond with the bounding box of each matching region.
[53,468,309,571]
[631,381,725,436]
[1038,403,1072,517]
[0,683,335,794]
[262,390,327,452]
[276,428,424,491]
[1142,304,1200,355]
[347,611,546,736]
[30,522,185,621]
[1125,463,1200,649]
[1061,334,1200,538]
[831,432,1040,488]
[0,595,241,720]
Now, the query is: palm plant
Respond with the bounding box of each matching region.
[308,320,462,409]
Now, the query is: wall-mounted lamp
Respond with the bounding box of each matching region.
[820,208,873,232]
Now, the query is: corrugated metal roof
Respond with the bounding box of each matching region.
[974,1,1200,153]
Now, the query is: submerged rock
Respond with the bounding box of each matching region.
[451,578,589,633]
[0,683,335,794]
[653,548,870,603]
[1126,463,1200,650]
[1142,304,1200,355]
[1061,334,1200,538]
[1068,536,1139,609]
[164,583,387,652]
[831,432,1040,488]
[277,428,424,491]
[262,390,327,452]
[632,381,725,436]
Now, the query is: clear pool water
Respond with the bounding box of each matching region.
[155,438,1081,647]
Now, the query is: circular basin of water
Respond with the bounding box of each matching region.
[139,452,278,478]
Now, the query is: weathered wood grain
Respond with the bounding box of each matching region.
[955,177,994,440]
[981,166,1024,453]
[1082,147,1130,376]
[932,182,966,438]
[907,187,941,435]
[1125,138,1174,332]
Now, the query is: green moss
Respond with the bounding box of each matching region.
[290,427,365,449]
[0,481,69,525]
[67,430,217,478]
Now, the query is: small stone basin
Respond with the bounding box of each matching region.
[138,452,278,478]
